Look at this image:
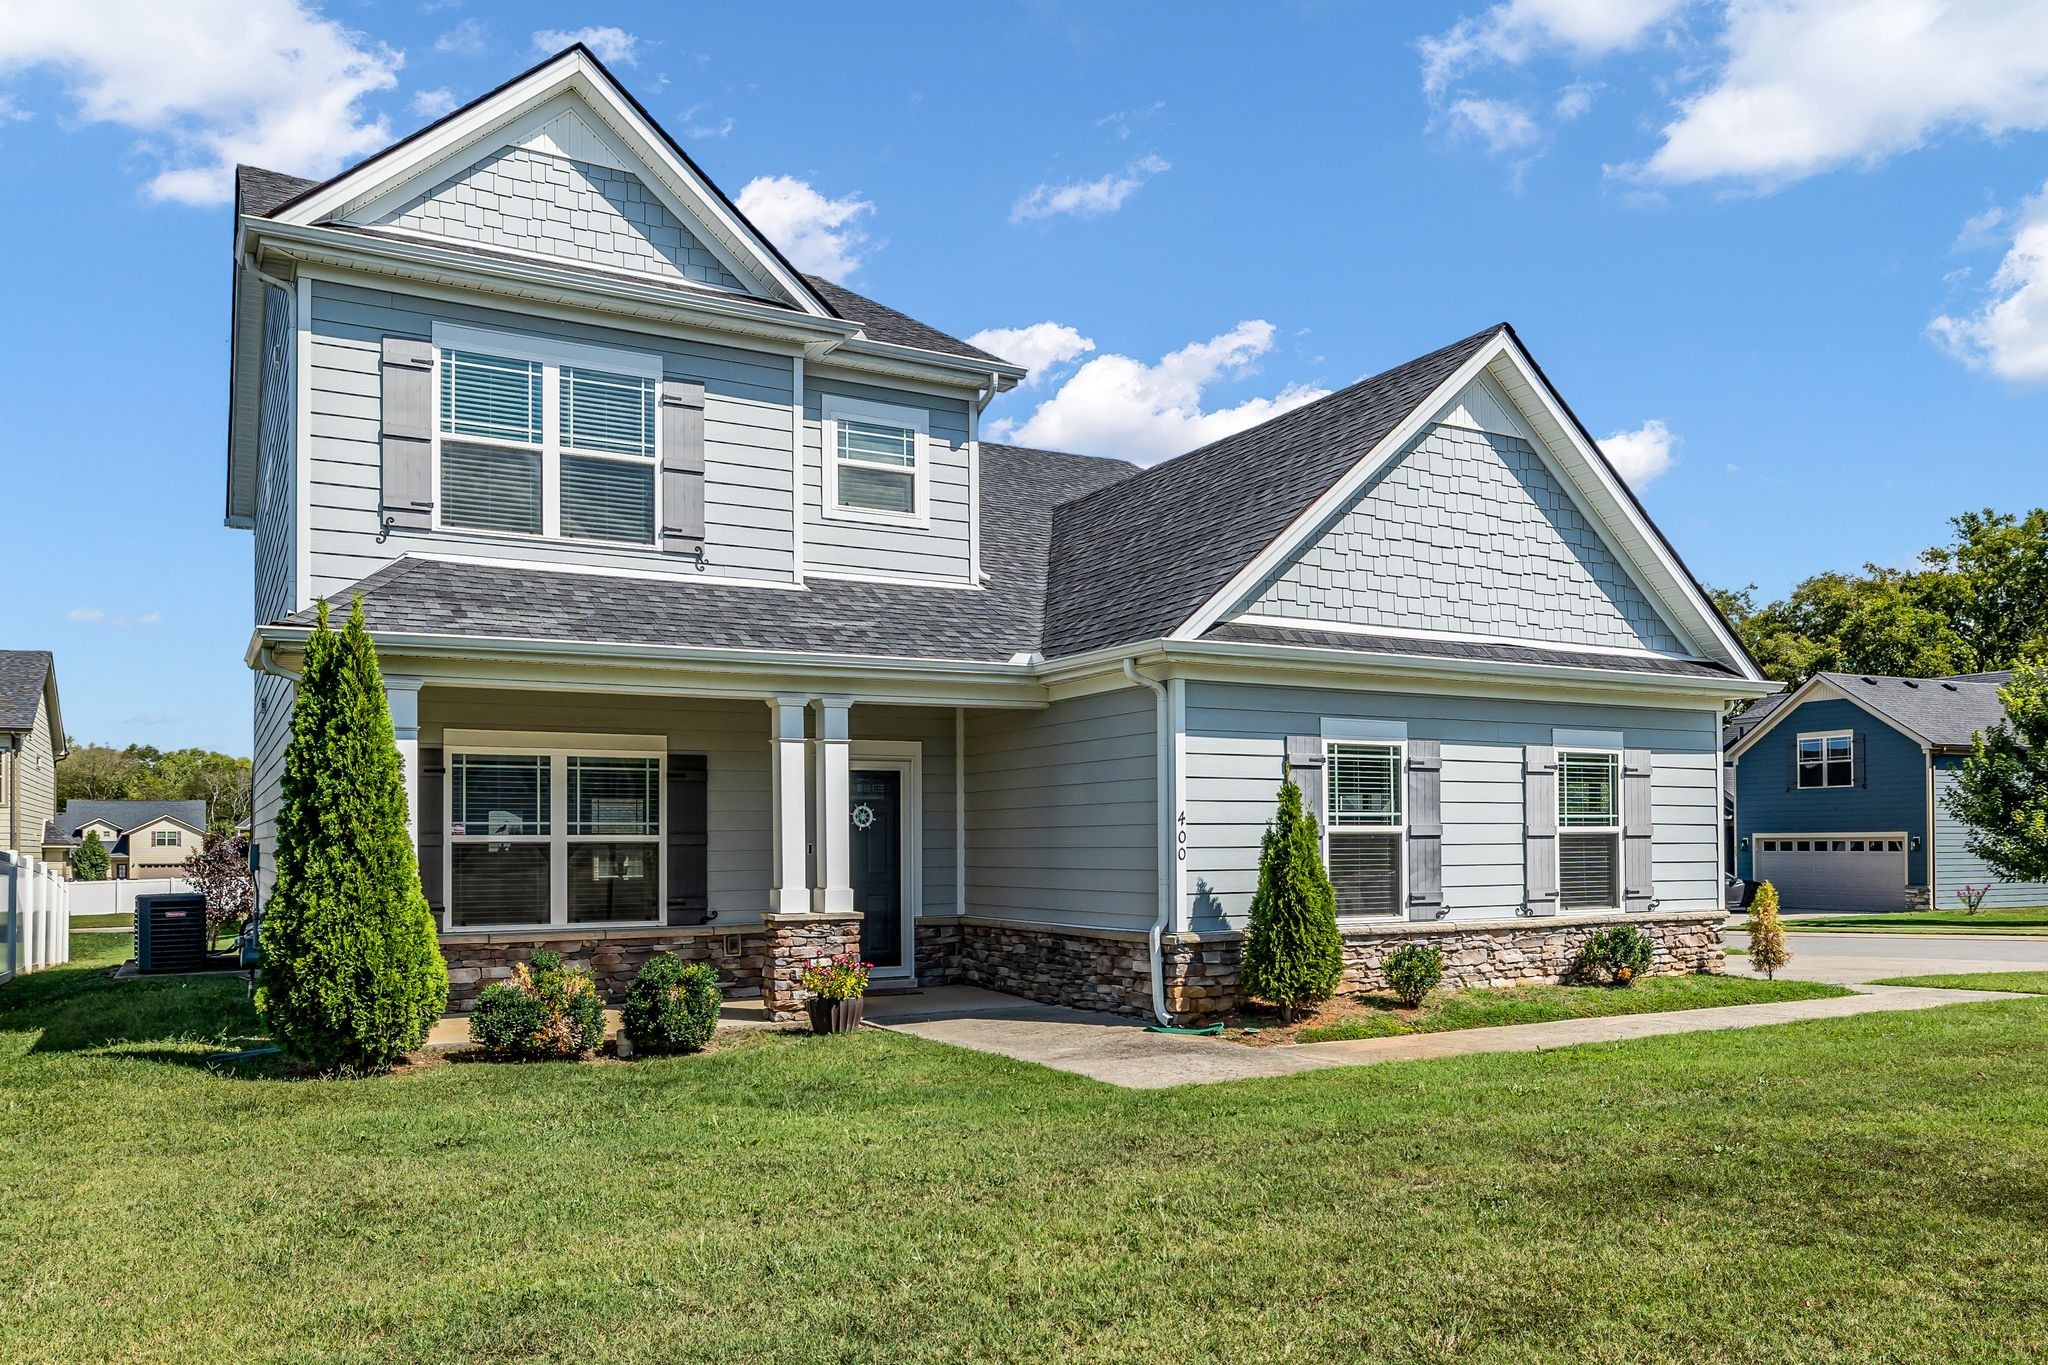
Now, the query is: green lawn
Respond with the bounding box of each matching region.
[4,933,2047,1362]
[1780,906,2048,935]
[1872,971,2048,993]
[1290,974,1849,1042]
[68,912,132,930]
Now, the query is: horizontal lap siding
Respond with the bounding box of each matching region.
[250,670,295,904]
[1933,757,2048,908]
[306,280,796,600]
[853,705,958,916]
[1182,681,1719,931]
[965,688,1156,931]
[423,690,773,923]
[803,372,971,582]
[1732,697,1929,886]
[255,284,296,623]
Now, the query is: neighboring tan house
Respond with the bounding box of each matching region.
[225,47,1774,1018]
[1727,670,2046,912]
[43,799,210,880]
[0,651,64,861]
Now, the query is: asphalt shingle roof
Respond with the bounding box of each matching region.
[46,799,209,849]
[1203,622,1738,679]
[1820,670,2014,748]
[235,164,317,217]
[1040,325,1506,659]
[0,651,52,732]
[285,445,1137,661]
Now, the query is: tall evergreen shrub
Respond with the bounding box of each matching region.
[70,829,109,881]
[259,598,447,1070]
[1241,777,1344,1020]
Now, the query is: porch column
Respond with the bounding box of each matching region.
[768,696,811,916]
[385,676,422,849]
[812,696,854,915]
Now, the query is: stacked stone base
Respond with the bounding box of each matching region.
[919,911,1726,1021]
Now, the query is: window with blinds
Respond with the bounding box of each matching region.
[1556,749,1619,910]
[435,341,659,544]
[836,418,918,513]
[1327,742,1402,917]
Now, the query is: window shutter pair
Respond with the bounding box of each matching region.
[1623,748,1655,911]
[1524,744,1558,915]
[1284,736,1325,830]
[379,336,708,549]
[1288,734,1443,919]
[1854,731,1868,789]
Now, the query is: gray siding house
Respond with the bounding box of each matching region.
[226,47,1773,1019]
[0,652,63,861]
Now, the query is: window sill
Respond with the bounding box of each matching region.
[438,922,691,945]
[818,504,932,532]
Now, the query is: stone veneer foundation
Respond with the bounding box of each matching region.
[918,911,1726,1020]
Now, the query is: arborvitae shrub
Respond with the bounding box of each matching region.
[1241,777,1344,1021]
[621,953,721,1055]
[69,829,109,881]
[1746,881,1792,981]
[257,598,447,1071]
[1383,944,1444,1006]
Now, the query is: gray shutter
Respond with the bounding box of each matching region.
[1524,744,1558,915]
[417,746,444,922]
[380,337,434,530]
[1854,731,1868,789]
[666,753,709,925]
[1406,739,1443,919]
[1623,748,1655,912]
[1285,735,1326,832]
[659,378,707,552]
[1787,739,1798,792]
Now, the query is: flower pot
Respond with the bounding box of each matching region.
[807,995,865,1034]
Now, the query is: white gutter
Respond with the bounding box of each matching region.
[253,643,302,684]
[1123,659,1174,1026]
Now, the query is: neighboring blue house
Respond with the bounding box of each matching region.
[1727,670,2048,911]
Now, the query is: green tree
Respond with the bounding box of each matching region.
[258,598,446,1071]
[1240,777,1344,1021]
[69,828,109,881]
[1944,661,2048,885]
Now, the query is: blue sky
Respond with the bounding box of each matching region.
[5,0,2048,755]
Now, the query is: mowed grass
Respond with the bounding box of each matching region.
[1782,906,2048,935]
[5,934,2048,1363]
[68,912,132,930]
[1872,971,2048,993]
[1289,974,1849,1043]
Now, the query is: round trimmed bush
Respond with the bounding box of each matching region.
[468,950,605,1059]
[621,954,722,1055]
[1579,924,1655,986]
[1383,943,1445,1006]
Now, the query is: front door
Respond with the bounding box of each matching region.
[850,767,907,975]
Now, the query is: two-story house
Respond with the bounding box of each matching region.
[0,651,64,861]
[227,47,1774,1018]
[42,799,209,880]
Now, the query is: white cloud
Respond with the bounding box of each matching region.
[1554,82,1597,120]
[0,0,399,206]
[1930,179,2048,383]
[1422,0,1688,94]
[1600,418,1677,486]
[963,323,1096,385]
[1011,154,1169,223]
[987,321,1331,464]
[408,87,456,119]
[532,26,637,65]
[433,18,487,56]
[678,101,733,139]
[1096,100,1165,140]
[66,607,162,627]
[1633,1,2048,188]
[1445,96,1541,154]
[735,175,874,282]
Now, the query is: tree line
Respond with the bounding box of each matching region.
[56,742,252,833]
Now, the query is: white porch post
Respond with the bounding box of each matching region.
[812,696,854,915]
[769,696,812,915]
[385,676,423,850]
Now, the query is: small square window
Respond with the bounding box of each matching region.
[1888,839,1903,852]
[1850,840,1865,852]
[1796,840,1811,852]
[1831,840,1848,852]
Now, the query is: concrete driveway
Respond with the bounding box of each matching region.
[1724,924,2048,984]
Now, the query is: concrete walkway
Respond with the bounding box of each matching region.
[868,982,2031,1090]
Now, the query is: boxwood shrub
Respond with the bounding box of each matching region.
[621,954,722,1055]
[1383,943,1445,1006]
[469,950,606,1059]
[1579,924,1655,986]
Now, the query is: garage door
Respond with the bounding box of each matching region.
[1754,835,1907,912]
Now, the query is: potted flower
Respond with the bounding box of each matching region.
[800,952,871,1034]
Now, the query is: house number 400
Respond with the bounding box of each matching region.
[1176,810,1188,861]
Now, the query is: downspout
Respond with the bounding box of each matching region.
[1123,659,1174,1025]
[254,644,302,684]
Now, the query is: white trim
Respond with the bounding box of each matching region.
[819,394,931,529]
[851,739,922,982]
[293,274,313,611]
[431,320,661,379]
[399,549,802,589]
[1324,736,1406,921]
[790,354,806,583]
[968,395,984,584]
[954,707,967,920]
[1169,676,1187,933]
[1794,728,1856,790]
[1555,745,1623,914]
[1229,613,1700,662]
[802,567,982,591]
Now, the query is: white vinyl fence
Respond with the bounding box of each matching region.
[2,851,72,984]
[67,876,192,921]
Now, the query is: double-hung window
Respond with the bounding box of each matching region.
[1326,742,1403,917]
[433,325,661,545]
[445,735,664,931]
[1557,749,1621,910]
[151,828,181,848]
[1796,731,1853,789]
[822,395,929,524]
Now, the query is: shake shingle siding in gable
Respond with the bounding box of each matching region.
[1244,423,1686,653]
[1041,326,1501,659]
